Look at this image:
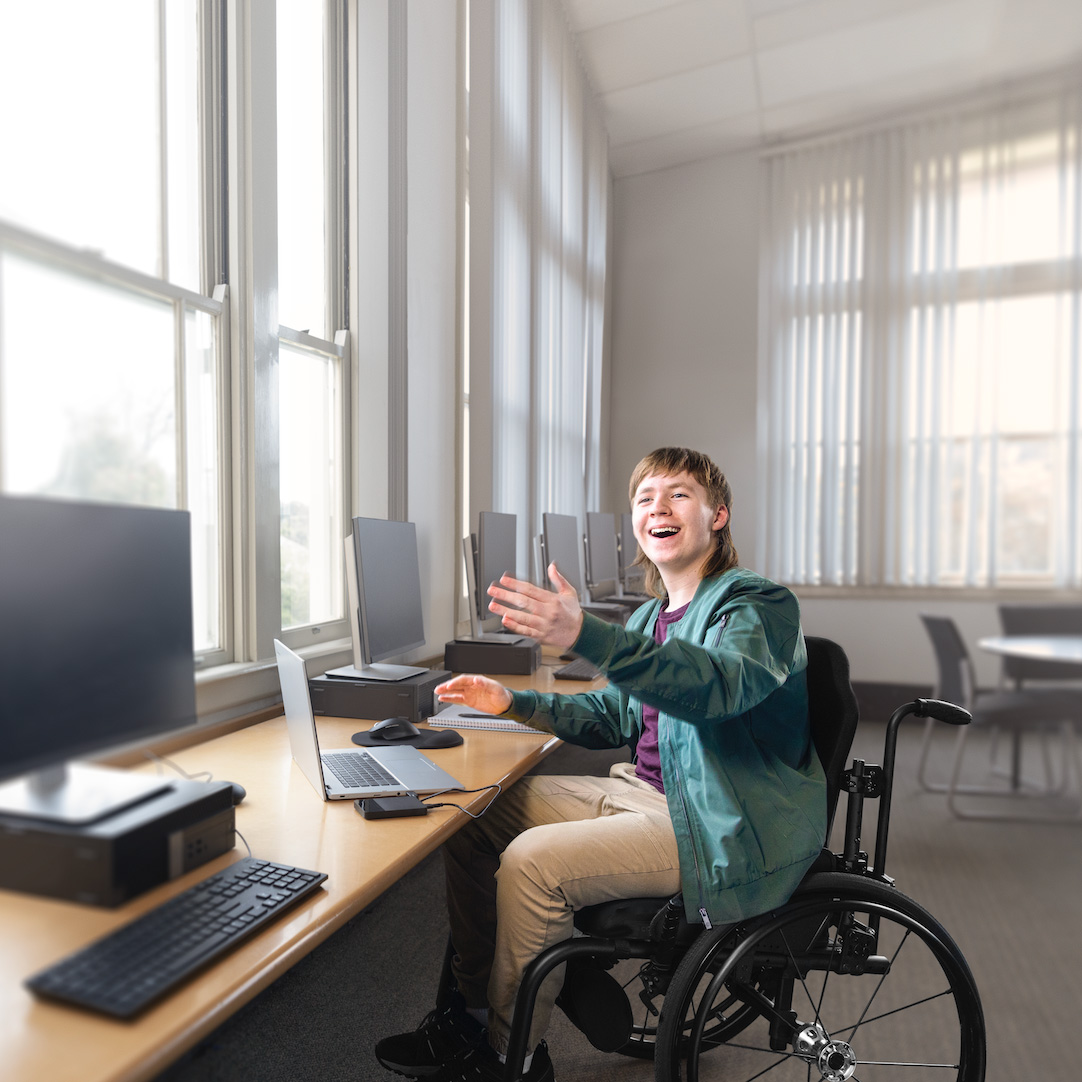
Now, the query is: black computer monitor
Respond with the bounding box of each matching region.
[541,512,587,597]
[0,495,197,824]
[541,512,630,623]
[339,516,428,682]
[460,512,527,642]
[585,511,619,595]
[476,511,518,633]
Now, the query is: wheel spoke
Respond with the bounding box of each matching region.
[837,987,956,1036]
[857,1059,962,1069]
[843,925,910,1044]
[777,913,834,1031]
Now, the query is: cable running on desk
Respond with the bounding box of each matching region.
[26,856,328,1019]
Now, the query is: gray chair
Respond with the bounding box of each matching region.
[918,612,1082,820]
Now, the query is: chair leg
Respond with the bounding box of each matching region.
[983,724,1069,795]
[947,721,1082,823]
[915,716,946,791]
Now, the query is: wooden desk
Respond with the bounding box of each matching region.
[977,635,1082,665]
[0,664,587,1082]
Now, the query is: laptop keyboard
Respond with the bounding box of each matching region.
[321,750,400,789]
[554,656,602,680]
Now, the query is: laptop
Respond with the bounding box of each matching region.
[274,640,465,801]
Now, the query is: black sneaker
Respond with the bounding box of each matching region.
[375,1004,488,1077]
[428,1040,554,1082]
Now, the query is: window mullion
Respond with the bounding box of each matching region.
[226,0,281,664]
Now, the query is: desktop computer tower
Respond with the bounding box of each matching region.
[443,638,541,675]
[308,669,451,724]
[0,779,236,907]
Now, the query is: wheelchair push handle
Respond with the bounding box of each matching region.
[869,697,970,879]
[913,697,972,727]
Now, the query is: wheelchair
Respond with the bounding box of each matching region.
[440,636,987,1082]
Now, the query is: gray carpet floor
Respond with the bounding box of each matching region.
[153,720,1082,1081]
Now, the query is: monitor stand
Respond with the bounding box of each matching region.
[0,762,172,825]
[324,662,430,682]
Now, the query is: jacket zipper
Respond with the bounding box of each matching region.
[664,611,731,930]
[675,618,735,930]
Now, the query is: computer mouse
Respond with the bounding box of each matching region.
[370,716,422,742]
[227,781,246,805]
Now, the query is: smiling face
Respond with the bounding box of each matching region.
[631,470,729,596]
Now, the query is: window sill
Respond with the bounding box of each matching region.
[193,637,355,725]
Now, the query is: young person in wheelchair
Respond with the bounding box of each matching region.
[375,447,828,1082]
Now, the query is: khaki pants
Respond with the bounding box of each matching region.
[443,762,681,1053]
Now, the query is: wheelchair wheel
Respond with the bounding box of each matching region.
[608,951,763,1059]
[655,874,985,1082]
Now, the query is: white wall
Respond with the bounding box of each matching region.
[608,152,761,544]
[608,150,1010,689]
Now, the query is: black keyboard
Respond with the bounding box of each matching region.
[25,857,328,1018]
[554,656,602,680]
[321,749,399,788]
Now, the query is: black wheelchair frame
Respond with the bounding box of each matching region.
[442,638,988,1081]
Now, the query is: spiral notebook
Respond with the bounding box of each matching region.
[428,702,539,734]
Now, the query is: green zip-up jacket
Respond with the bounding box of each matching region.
[504,567,827,927]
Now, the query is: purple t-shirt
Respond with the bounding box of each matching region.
[634,599,689,794]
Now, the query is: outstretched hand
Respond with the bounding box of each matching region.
[486,562,584,652]
[434,674,514,715]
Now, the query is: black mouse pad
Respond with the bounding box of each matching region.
[351,728,463,749]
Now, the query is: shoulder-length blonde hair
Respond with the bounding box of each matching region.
[628,447,739,598]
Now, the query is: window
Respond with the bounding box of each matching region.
[278,331,346,632]
[759,86,1082,590]
[0,2,353,692]
[275,0,349,644]
[0,0,226,656]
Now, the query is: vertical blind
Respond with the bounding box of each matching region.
[758,80,1082,589]
[471,0,610,580]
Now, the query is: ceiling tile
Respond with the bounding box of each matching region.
[982,0,1082,71]
[756,0,999,109]
[753,0,946,51]
[576,0,752,94]
[602,55,760,146]
[560,0,688,34]
[563,0,1082,175]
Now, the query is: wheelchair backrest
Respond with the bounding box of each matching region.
[804,636,860,835]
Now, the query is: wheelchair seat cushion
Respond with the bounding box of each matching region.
[574,850,838,941]
[573,895,672,939]
[573,893,701,946]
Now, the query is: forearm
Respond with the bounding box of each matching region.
[570,605,804,724]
